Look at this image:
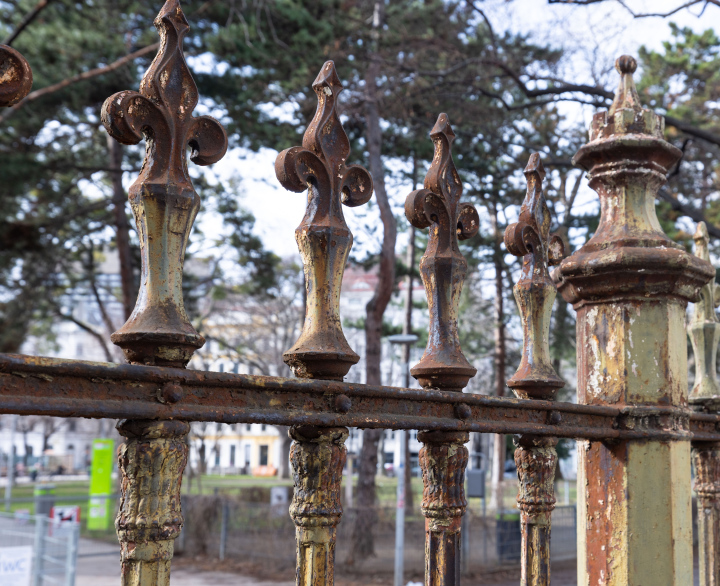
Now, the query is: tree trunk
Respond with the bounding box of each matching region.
[489,200,506,511]
[107,135,135,321]
[351,0,396,565]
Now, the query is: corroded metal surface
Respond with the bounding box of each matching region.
[505,153,564,586]
[0,44,32,107]
[688,221,720,586]
[116,419,188,584]
[275,61,372,380]
[694,445,720,586]
[102,0,227,368]
[418,430,468,586]
[556,55,707,585]
[3,352,720,440]
[408,115,477,585]
[100,2,226,584]
[505,153,564,400]
[289,426,347,586]
[405,113,479,391]
[514,437,556,586]
[689,222,720,407]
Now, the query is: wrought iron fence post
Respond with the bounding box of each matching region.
[101,1,227,584]
[406,113,479,586]
[505,153,565,586]
[275,60,372,586]
[688,221,720,586]
[555,55,714,584]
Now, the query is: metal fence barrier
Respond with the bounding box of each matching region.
[0,512,79,586]
[175,496,577,574]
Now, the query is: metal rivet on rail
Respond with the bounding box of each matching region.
[455,403,472,420]
[335,394,352,413]
[160,382,183,404]
[547,411,562,425]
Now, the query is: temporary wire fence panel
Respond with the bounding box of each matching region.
[0,512,79,586]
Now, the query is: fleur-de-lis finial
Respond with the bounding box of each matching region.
[0,45,33,107]
[405,113,479,391]
[102,0,228,367]
[275,61,373,380]
[689,221,720,404]
[505,153,565,399]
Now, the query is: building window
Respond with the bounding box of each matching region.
[244,444,251,467]
[67,420,76,432]
[246,424,252,432]
[259,445,268,466]
[230,445,236,467]
[214,448,220,467]
[261,424,266,432]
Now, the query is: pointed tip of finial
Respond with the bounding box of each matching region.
[157,0,189,28]
[313,61,343,95]
[430,113,456,143]
[609,54,642,115]
[524,152,546,182]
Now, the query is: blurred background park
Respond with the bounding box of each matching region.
[0,0,718,584]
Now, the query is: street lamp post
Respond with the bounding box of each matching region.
[388,333,418,586]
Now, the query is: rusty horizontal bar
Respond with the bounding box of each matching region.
[0,353,717,441]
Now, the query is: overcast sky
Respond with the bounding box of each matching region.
[199,0,720,260]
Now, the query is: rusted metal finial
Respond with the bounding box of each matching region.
[689,221,720,407]
[505,153,565,400]
[608,55,642,116]
[275,60,373,380]
[0,45,33,107]
[405,113,479,391]
[102,0,228,367]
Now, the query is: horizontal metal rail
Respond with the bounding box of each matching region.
[1,353,717,441]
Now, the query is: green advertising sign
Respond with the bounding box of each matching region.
[88,439,114,531]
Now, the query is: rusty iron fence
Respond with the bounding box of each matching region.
[2,2,720,586]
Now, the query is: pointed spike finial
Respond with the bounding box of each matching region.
[694,221,710,262]
[0,45,33,108]
[609,54,642,116]
[101,0,228,367]
[404,113,479,391]
[505,153,565,400]
[274,62,373,380]
[689,221,720,403]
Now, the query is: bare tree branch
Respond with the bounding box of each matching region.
[3,0,53,46]
[0,43,159,125]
